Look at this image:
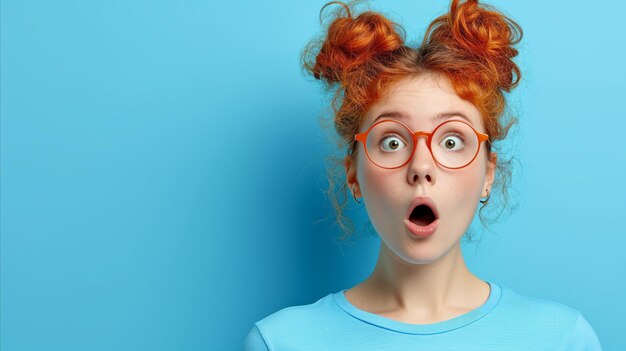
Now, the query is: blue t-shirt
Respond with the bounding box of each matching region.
[243,281,602,350]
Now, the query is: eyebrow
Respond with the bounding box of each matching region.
[371,110,474,126]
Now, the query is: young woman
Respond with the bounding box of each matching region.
[245,0,602,349]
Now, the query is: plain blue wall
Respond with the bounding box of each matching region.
[2,0,624,349]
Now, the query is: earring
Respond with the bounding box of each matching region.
[480,188,490,204]
[352,185,361,204]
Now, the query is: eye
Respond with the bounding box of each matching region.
[380,134,407,152]
[439,134,465,151]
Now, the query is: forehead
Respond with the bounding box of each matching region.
[364,74,483,130]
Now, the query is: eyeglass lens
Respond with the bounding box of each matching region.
[365,120,479,168]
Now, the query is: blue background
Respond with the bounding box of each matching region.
[2,0,624,349]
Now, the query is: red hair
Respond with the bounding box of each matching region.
[301,0,523,240]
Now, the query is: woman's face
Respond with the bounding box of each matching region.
[345,73,497,264]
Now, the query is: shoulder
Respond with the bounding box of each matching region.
[498,285,581,319]
[256,292,342,331]
[497,285,602,350]
[244,292,340,351]
[243,323,269,351]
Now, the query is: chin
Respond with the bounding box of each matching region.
[386,224,463,264]
[383,238,442,265]
[395,248,445,265]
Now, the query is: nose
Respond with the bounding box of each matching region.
[407,134,436,185]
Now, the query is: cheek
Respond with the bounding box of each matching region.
[434,163,487,241]
[356,154,402,224]
[357,155,390,202]
[447,160,487,207]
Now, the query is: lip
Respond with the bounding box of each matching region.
[405,196,440,221]
[404,196,440,238]
[405,218,439,238]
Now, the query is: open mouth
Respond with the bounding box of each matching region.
[409,204,437,226]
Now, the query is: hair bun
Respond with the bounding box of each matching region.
[302,1,406,85]
[424,0,523,91]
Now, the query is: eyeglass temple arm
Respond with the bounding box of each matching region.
[477,132,489,143]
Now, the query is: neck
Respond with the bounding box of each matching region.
[362,239,486,316]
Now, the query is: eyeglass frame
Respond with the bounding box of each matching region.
[353,118,490,170]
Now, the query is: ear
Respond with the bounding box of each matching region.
[483,152,497,197]
[344,156,361,197]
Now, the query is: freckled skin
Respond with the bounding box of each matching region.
[343,73,497,323]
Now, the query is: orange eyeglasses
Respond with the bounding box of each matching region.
[354,119,490,169]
